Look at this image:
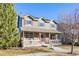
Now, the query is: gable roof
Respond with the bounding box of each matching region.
[20,15,57,24]
[40,17,49,23]
[53,20,57,24]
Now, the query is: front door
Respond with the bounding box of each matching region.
[40,33,46,45]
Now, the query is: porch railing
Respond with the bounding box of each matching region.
[49,39,61,45]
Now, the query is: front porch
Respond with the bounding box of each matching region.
[21,32,62,48]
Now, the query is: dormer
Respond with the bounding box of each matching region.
[49,20,57,29]
[38,17,45,27]
[23,15,32,27]
[38,17,45,23]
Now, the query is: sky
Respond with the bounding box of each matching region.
[14,3,79,22]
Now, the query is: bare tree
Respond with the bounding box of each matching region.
[58,12,70,44]
[58,8,79,54]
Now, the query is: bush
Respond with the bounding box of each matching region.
[74,42,79,46]
[0,33,20,49]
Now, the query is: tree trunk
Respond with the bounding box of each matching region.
[71,43,74,54]
[70,38,75,54]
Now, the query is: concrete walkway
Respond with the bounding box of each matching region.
[51,46,70,52]
[51,46,79,53]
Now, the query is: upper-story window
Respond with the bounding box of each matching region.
[51,24,55,28]
[26,20,32,25]
[39,22,44,27]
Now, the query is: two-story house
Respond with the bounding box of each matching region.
[17,15,62,48]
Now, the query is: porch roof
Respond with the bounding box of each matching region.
[22,27,61,34]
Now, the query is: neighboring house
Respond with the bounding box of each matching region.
[17,15,62,48]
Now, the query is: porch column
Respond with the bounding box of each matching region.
[56,34,58,40]
[56,34,59,43]
[39,33,41,44]
[23,31,24,39]
[49,33,51,44]
[49,33,52,48]
[33,32,34,40]
[22,31,24,48]
[49,33,50,40]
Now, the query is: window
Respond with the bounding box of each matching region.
[39,23,44,27]
[24,32,34,44]
[25,32,33,39]
[51,24,55,28]
[50,34,56,40]
[26,20,32,25]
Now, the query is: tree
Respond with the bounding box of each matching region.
[58,8,79,54]
[0,3,20,49]
[58,12,71,44]
[70,8,79,54]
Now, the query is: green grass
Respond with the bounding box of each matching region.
[0,47,53,56]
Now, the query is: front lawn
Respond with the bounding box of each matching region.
[55,45,79,55]
[74,50,79,55]
[48,53,71,56]
[0,47,53,56]
[56,45,79,50]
